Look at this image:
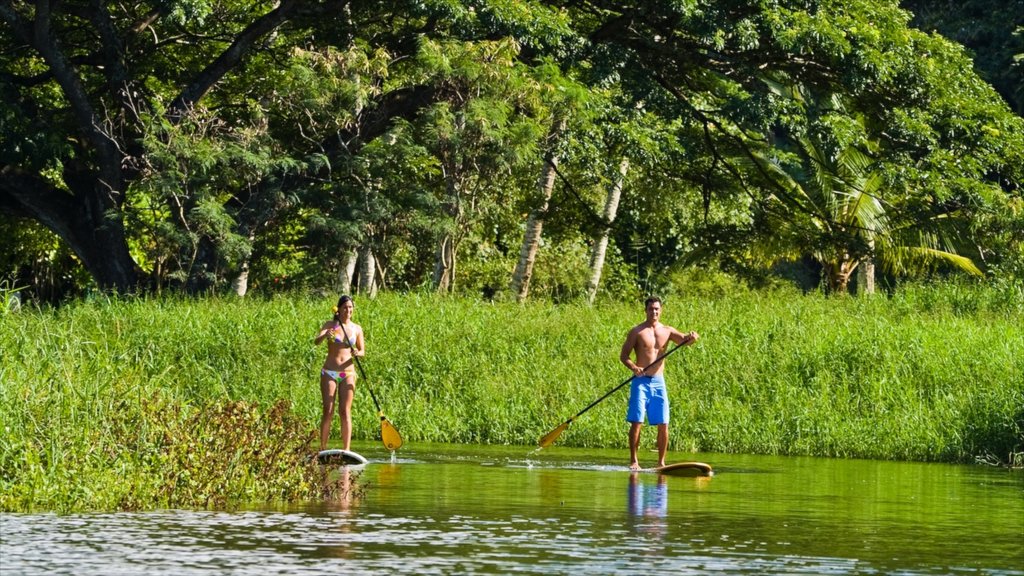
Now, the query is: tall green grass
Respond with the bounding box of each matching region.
[1,284,1021,511]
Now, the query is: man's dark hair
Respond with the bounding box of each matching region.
[644,296,662,308]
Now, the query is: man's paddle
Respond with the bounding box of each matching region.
[538,339,690,449]
[339,323,403,451]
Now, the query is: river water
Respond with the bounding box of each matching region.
[2,442,1022,574]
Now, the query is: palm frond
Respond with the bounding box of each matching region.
[880,242,983,277]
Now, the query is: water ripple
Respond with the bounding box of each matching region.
[3,447,1022,575]
[4,510,1015,575]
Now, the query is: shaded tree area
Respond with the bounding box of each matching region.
[2,0,1022,304]
[901,0,1024,115]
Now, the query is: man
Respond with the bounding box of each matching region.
[620,296,699,471]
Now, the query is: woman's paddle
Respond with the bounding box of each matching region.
[339,323,403,451]
[538,339,689,449]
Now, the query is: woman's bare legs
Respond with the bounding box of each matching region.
[320,374,338,451]
[337,375,356,451]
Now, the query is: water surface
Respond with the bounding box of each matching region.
[3,443,1022,574]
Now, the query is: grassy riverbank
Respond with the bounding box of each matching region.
[2,284,1022,511]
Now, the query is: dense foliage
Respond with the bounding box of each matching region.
[902,0,1024,115]
[2,288,1020,510]
[2,0,1023,302]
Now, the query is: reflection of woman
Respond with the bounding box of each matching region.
[333,467,360,511]
[313,295,364,451]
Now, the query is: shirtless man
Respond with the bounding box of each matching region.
[620,297,699,471]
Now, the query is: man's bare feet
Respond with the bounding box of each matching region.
[629,461,641,471]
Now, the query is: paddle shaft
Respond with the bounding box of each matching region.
[562,340,688,424]
[338,322,384,414]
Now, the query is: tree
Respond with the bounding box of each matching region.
[586,157,629,303]
[901,0,1024,115]
[4,0,1022,300]
[559,0,1023,289]
[0,0,354,291]
[770,123,982,293]
[510,118,565,302]
[411,39,546,293]
[0,0,452,295]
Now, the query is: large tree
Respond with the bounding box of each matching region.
[0,0,447,293]
[901,0,1024,115]
[553,0,1024,289]
[3,0,1022,297]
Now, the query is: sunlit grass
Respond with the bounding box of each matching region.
[1,284,1021,512]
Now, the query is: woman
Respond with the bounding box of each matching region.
[314,295,364,451]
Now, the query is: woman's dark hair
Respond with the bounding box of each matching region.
[333,295,353,323]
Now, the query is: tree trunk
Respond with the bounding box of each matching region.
[432,233,457,293]
[586,157,629,304]
[510,157,559,302]
[67,210,138,293]
[511,119,565,303]
[338,248,358,294]
[432,168,462,294]
[230,226,260,297]
[825,257,858,294]
[183,237,219,294]
[357,243,378,298]
[0,169,138,293]
[232,261,249,297]
[857,240,876,295]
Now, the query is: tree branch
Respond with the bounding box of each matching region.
[168,0,351,118]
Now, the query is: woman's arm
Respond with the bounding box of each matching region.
[354,326,365,357]
[313,321,333,345]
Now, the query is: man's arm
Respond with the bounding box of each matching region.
[620,329,643,375]
[668,327,699,346]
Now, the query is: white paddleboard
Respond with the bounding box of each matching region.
[316,449,368,466]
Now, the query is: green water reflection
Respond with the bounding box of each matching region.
[318,442,1024,574]
[2,443,1021,575]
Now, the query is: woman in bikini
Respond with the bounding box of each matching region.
[314,294,364,451]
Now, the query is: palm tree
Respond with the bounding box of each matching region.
[764,129,982,293]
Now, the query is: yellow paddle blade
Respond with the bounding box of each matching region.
[380,414,403,451]
[538,420,572,449]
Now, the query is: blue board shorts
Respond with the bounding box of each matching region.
[626,375,669,425]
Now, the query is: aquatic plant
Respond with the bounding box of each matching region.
[0,392,353,512]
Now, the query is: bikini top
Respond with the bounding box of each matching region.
[331,326,357,348]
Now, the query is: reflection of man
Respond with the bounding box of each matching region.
[627,473,668,519]
[620,297,699,470]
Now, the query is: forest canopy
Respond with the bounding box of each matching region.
[2,0,1022,302]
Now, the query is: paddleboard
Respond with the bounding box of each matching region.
[653,461,713,477]
[316,449,368,466]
